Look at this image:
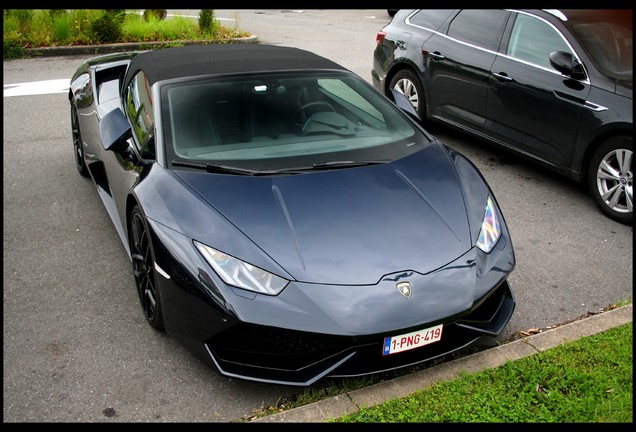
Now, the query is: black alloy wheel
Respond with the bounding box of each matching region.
[129,206,165,330]
[588,135,633,225]
[71,104,90,178]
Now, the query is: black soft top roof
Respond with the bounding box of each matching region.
[123,44,347,89]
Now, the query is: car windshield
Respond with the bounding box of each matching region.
[566,10,632,80]
[161,71,431,172]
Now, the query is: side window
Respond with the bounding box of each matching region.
[125,71,155,159]
[507,13,573,69]
[447,9,509,51]
[409,10,456,30]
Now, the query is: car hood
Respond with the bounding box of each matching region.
[174,144,473,285]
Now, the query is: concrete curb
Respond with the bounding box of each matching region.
[251,303,633,423]
[23,35,259,58]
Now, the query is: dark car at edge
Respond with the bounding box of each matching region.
[69,44,515,386]
[373,9,633,225]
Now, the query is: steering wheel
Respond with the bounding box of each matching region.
[289,101,336,133]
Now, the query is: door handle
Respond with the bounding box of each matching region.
[427,51,445,61]
[492,72,513,82]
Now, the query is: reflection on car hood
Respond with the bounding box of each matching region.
[174,144,472,285]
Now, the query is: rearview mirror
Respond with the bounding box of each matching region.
[549,51,586,81]
[99,108,132,152]
[390,89,421,122]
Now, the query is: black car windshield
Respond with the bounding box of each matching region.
[161,71,431,171]
[565,10,632,79]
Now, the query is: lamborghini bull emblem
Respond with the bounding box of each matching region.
[396,281,412,299]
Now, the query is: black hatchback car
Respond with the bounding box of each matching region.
[373,9,632,225]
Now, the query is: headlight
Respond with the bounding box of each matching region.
[475,196,501,253]
[194,241,289,295]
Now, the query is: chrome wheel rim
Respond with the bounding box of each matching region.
[130,212,158,322]
[596,148,633,214]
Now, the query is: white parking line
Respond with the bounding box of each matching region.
[3,79,70,97]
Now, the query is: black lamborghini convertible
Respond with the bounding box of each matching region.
[69,44,515,386]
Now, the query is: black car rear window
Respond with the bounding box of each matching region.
[409,10,456,31]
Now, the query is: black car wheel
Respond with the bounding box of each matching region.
[71,104,90,178]
[588,135,633,225]
[389,69,426,120]
[129,206,165,330]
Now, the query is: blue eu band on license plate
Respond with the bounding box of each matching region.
[382,324,443,356]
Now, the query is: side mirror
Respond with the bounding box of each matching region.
[99,108,132,152]
[549,51,586,81]
[390,89,421,122]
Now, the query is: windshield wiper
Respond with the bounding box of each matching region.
[172,159,261,176]
[311,160,389,170]
[172,159,389,176]
[173,159,311,176]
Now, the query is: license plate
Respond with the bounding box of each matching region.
[382,324,443,356]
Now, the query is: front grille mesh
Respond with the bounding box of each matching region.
[208,323,353,370]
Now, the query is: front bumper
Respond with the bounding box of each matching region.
[205,279,514,386]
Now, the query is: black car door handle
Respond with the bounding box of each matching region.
[492,72,513,82]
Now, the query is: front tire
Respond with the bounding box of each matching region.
[129,205,165,330]
[587,136,633,225]
[71,104,90,178]
[389,69,426,121]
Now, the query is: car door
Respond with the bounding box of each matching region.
[101,69,156,245]
[423,9,510,132]
[485,11,591,169]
